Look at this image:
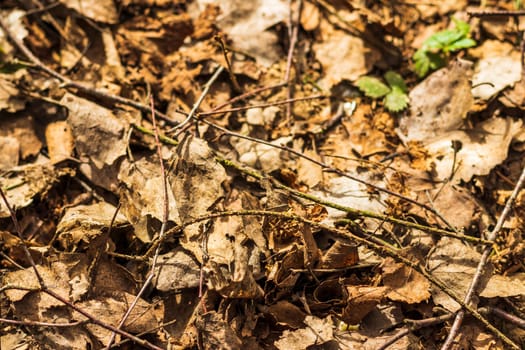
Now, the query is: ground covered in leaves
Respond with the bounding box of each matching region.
[1,0,525,349]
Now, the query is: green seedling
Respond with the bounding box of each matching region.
[413,17,476,78]
[356,71,409,112]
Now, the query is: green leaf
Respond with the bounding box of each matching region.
[445,37,476,52]
[356,76,390,98]
[423,29,464,51]
[384,87,409,112]
[413,50,446,78]
[451,17,471,36]
[413,50,431,77]
[384,71,407,93]
[413,16,476,77]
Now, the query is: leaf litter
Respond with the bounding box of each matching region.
[0,1,525,350]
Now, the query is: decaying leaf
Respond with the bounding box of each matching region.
[153,248,201,291]
[55,201,129,250]
[428,238,525,312]
[119,156,180,242]
[193,0,288,67]
[381,257,431,304]
[274,315,334,349]
[342,286,389,324]
[399,59,474,142]
[62,93,128,191]
[45,120,74,164]
[58,0,118,24]
[472,56,522,100]
[0,164,72,218]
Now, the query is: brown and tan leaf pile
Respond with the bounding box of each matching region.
[1,1,525,349]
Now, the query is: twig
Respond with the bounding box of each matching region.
[214,34,242,93]
[168,65,224,134]
[0,318,85,327]
[105,96,171,349]
[284,0,302,125]
[130,123,487,246]
[440,164,525,350]
[43,287,164,350]
[467,9,525,17]
[480,306,525,329]
[378,313,454,350]
[0,188,44,286]
[207,82,287,112]
[198,94,327,116]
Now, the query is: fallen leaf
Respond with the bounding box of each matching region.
[58,0,118,24]
[398,59,474,142]
[381,257,431,304]
[428,237,525,312]
[274,315,334,349]
[472,56,521,100]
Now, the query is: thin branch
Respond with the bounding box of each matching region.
[43,288,163,350]
[0,318,85,327]
[378,313,454,350]
[198,94,326,116]
[0,187,45,287]
[284,0,302,124]
[215,34,242,93]
[441,164,525,350]
[480,306,525,329]
[207,82,287,113]
[130,124,489,246]
[168,65,224,133]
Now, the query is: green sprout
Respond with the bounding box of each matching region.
[412,17,476,78]
[356,71,409,112]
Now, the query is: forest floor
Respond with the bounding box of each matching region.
[1,1,525,349]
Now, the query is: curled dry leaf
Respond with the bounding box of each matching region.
[342,285,389,324]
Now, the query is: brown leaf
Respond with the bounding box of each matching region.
[381,257,430,304]
[342,286,389,324]
[317,240,359,269]
[262,300,306,329]
[274,315,334,349]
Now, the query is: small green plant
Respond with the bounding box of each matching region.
[412,17,476,78]
[356,71,409,112]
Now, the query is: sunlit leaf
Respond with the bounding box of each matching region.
[384,87,409,112]
[356,76,390,98]
[384,71,407,93]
